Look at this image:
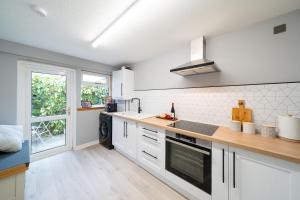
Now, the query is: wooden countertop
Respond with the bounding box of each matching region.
[0,164,28,179]
[108,112,300,164]
[0,141,30,179]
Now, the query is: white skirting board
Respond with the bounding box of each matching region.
[74,140,100,150]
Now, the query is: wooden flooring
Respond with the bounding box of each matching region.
[25,145,186,200]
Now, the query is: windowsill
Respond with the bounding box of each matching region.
[77,106,105,111]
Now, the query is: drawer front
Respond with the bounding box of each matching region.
[141,130,160,146]
[139,125,164,148]
[139,143,162,171]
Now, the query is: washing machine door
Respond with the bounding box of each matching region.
[99,121,109,143]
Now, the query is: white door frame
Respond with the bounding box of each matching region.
[17,60,77,161]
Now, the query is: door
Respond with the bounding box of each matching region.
[112,117,125,151]
[125,120,136,159]
[19,61,75,159]
[212,142,229,200]
[229,147,300,200]
[99,114,111,143]
[112,70,122,99]
[112,69,134,100]
[165,136,212,194]
[122,69,134,99]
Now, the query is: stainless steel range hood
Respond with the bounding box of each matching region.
[170,36,218,76]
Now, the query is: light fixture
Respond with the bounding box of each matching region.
[91,0,139,48]
[30,5,48,17]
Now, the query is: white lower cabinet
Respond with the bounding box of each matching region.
[212,142,229,200]
[212,142,300,200]
[0,172,25,200]
[137,125,165,177]
[113,119,300,200]
[112,116,136,160]
[112,116,125,151]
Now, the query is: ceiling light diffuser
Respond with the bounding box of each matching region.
[91,0,139,48]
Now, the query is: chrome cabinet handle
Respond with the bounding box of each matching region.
[142,127,158,133]
[142,150,157,159]
[165,138,210,155]
[233,151,236,188]
[222,148,225,183]
[121,83,123,96]
[123,121,125,138]
[125,121,128,138]
[142,134,158,141]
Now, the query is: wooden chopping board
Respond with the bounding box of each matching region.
[232,100,253,122]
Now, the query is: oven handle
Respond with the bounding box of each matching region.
[165,138,210,155]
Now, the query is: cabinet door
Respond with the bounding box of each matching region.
[122,69,134,99]
[112,117,125,151]
[112,70,122,99]
[212,142,229,200]
[125,120,137,159]
[229,147,300,200]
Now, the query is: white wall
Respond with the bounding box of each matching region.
[76,109,103,145]
[133,9,300,90]
[130,10,300,131]
[133,83,300,132]
[0,39,117,145]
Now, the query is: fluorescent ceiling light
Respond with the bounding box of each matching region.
[91,0,139,48]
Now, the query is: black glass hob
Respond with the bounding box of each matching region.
[167,120,218,136]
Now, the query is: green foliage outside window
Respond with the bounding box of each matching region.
[81,84,109,106]
[31,74,66,136]
[31,74,109,136]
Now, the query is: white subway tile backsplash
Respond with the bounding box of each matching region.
[133,83,300,131]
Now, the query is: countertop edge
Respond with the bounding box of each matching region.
[108,112,300,165]
[0,164,28,179]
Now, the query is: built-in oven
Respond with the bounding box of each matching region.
[165,130,211,194]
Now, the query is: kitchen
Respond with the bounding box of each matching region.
[0,1,300,200]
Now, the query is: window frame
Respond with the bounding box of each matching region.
[80,71,111,108]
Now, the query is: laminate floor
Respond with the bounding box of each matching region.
[25,145,187,200]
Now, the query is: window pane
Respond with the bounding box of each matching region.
[82,74,107,84]
[81,84,109,105]
[81,73,109,106]
[31,72,66,117]
[31,119,66,154]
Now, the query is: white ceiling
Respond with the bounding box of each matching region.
[1,0,300,66]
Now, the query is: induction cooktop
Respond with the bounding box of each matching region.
[167,120,219,136]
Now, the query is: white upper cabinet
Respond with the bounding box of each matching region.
[112,67,134,100]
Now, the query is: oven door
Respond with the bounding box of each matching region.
[165,137,211,194]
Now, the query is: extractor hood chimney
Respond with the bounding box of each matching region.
[170,36,218,76]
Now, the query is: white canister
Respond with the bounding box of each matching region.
[243,122,255,134]
[230,120,242,132]
[277,115,300,141]
[261,124,277,138]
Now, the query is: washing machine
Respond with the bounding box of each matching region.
[99,113,114,149]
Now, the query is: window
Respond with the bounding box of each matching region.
[81,72,110,107]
